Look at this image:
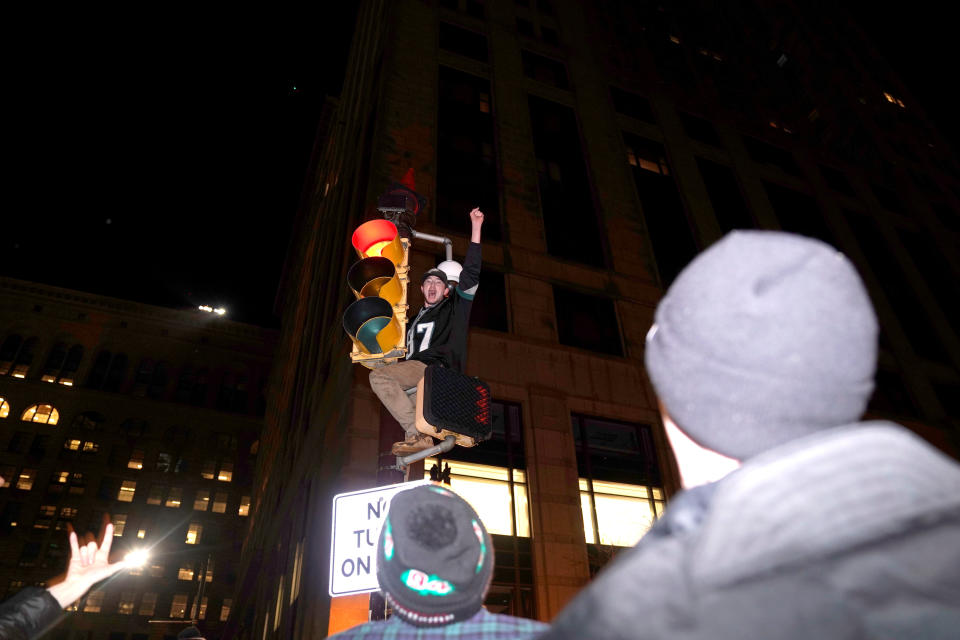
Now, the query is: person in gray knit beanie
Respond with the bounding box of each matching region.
[645,230,878,459]
[541,230,960,640]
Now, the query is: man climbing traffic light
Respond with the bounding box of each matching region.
[369,207,484,455]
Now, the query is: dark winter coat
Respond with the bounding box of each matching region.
[407,241,480,372]
[0,587,62,640]
[539,422,960,640]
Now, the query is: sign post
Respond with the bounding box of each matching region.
[329,480,430,597]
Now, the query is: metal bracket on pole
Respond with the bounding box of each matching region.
[410,230,453,262]
[398,435,456,468]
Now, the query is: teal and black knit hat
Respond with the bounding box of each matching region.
[376,484,493,626]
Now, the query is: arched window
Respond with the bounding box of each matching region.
[0,334,23,375]
[21,404,60,425]
[132,359,154,397]
[41,343,84,386]
[148,361,169,399]
[86,351,127,391]
[0,397,10,419]
[2,337,39,379]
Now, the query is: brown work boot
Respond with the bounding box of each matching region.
[391,434,434,456]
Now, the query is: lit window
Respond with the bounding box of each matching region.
[212,492,228,514]
[139,592,157,616]
[0,465,14,487]
[117,591,136,614]
[17,469,36,491]
[194,489,210,511]
[39,505,56,517]
[0,397,9,418]
[127,449,144,470]
[165,487,183,508]
[56,471,70,484]
[82,441,99,453]
[669,34,681,44]
[186,523,202,545]
[117,480,136,502]
[204,558,214,582]
[423,459,530,536]
[194,596,208,620]
[883,91,906,108]
[60,507,78,518]
[170,594,188,619]
[178,564,195,581]
[113,514,126,536]
[64,439,81,451]
[217,462,233,482]
[21,404,59,425]
[220,598,232,622]
[83,589,105,613]
[148,564,164,577]
[200,460,216,480]
[238,495,251,516]
[579,480,663,547]
[137,528,146,539]
[146,486,164,505]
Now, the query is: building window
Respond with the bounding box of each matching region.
[165,488,182,508]
[64,439,82,451]
[696,158,754,233]
[83,589,105,613]
[623,132,698,287]
[41,343,83,386]
[468,268,509,332]
[679,112,722,147]
[127,449,144,470]
[0,397,9,419]
[146,486,164,506]
[148,563,163,577]
[139,592,157,616]
[521,49,568,89]
[553,287,623,356]
[117,591,136,614]
[436,65,502,241]
[186,523,202,545]
[194,489,210,511]
[1,336,38,378]
[572,415,664,554]
[71,411,105,431]
[178,563,195,581]
[529,95,605,266]
[439,21,488,62]
[217,462,233,482]
[16,469,36,491]
[156,452,173,473]
[200,460,216,480]
[86,351,128,392]
[220,598,232,622]
[137,528,147,539]
[0,465,15,487]
[212,492,228,514]
[117,481,136,502]
[238,496,251,516]
[609,86,656,123]
[170,594,188,619]
[763,182,837,247]
[113,514,127,536]
[21,404,59,425]
[424,459,530,536]
[742,135,800,175]
[193,596,208,620]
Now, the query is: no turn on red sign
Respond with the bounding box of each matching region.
[328,480,430,597]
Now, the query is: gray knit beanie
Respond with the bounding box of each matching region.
[645,231,878,460]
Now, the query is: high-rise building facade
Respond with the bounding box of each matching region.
[0,277,276,639]
[233,1,960,638]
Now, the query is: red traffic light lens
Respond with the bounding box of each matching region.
[352,220,399,258]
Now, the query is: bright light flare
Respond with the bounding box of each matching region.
[124,549,150,567]
[198,305,227,316]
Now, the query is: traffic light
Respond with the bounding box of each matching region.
[414,365,493,447]
[343,219,410,367]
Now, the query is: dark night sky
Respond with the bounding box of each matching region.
[2,4,954,329]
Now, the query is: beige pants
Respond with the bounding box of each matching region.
[369,360,427,437]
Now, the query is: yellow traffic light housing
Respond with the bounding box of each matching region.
[343,220,410,368]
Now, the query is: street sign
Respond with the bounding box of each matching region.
[329,480,430,597]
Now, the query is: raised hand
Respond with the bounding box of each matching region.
[46,523,129,608]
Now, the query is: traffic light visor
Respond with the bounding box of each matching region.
[352,219,404,264]
[343,297,403,355]
[347,257,404,306]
